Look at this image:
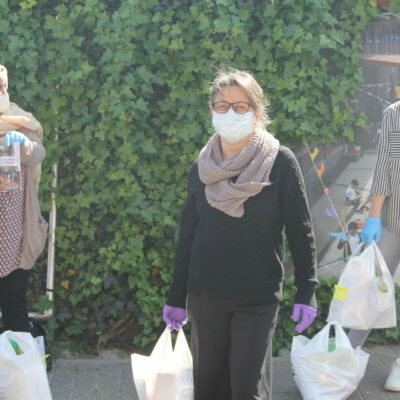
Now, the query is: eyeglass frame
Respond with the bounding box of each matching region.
[211,101,253,114]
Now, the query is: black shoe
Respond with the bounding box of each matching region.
[29,318,52,372]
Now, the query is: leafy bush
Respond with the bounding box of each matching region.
[0,0,377,348]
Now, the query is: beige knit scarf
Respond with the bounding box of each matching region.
[198,129,280,218]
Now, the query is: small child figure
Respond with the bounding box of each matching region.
[345,179,361,207]
[337,221,364,259]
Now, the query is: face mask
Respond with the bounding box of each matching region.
[0,93,9,113]
[212,109,254,144]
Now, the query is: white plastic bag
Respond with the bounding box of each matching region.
[291,321,369,400]
[131,328,193,400]
[327,242,396,330]
[0,330,52,400]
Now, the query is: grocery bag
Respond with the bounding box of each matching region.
[131,328,193,400]
[0,330,52,400]
[291,321,369,400]
[327,242,396,329]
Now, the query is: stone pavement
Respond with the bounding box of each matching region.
[48,344,400,399]
[311,150,376,266]
[315,149,400,283]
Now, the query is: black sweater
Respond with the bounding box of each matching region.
[167,146,318,309]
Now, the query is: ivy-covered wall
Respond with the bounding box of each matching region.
[0,0,378,348]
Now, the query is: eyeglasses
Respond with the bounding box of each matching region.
[211,101,252,114]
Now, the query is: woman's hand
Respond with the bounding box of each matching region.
[4,130,33,155]
[361,217,382,245]
[292,304,317,333]
[162,305,187,331]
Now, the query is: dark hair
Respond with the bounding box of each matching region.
[348,222,358,231]
[351,179,359,186]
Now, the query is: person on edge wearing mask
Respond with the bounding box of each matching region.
[162,68,318,400]
[0,65,47,336]
[348,100,400,392]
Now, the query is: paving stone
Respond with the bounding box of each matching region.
[48,345,399,399]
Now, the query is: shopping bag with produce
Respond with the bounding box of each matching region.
[327,242,396,330]
[0,330,52,400]
[131,328,193,400]
[291,321,369,400]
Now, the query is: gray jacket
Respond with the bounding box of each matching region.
[18,132,47,270]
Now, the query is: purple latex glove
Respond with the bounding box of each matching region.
[162,305,187,331]
[292,304,317,333]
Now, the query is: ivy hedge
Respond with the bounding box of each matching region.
[0,0,380,349]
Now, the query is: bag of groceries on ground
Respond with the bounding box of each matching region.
[327,241,396,330]
[0,330,52,400]
[131,328,193,400]
[291,321,369,400]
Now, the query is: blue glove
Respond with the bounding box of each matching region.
[361,217,382,244]
[4,131,27,146]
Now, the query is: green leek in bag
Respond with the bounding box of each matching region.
[9,338,24,355]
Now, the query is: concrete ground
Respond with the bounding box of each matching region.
[48,344,400,399]
[47,148,400,399]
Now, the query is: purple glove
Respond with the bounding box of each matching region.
[162,305,187,331]
[292,304,317,333]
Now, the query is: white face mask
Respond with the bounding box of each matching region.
[212,109,254,144]
[0,93,9,113]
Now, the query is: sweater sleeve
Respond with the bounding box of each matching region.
[166,165,199,308]
[279,148,318,307]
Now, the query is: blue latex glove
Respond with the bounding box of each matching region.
[162,305,187,331]
[361,217,382,245]
[292,304,317,333]
[4,130,27,146]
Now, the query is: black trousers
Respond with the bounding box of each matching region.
[188,290,279,400]
[0,269,31,332]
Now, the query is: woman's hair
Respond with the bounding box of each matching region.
[348,221,359,231]
[351,179,359,186]
[210,67,272,129]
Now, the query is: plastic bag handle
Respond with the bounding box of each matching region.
[174,328,193,367]
[313,321,353,351]
[150,328,174,371]
[371,241,394,291]
[371,241,383,275]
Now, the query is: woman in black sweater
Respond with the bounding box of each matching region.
[163,68,318,400]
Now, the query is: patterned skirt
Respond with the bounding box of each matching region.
[0,167,25,278]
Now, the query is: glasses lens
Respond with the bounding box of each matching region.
[232,102,250,114]
[213,102,230,113]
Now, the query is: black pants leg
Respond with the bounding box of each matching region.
[189,290,232,400]
[189,290,279,400]
[0,269,31,332]
[230,302,278,400]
